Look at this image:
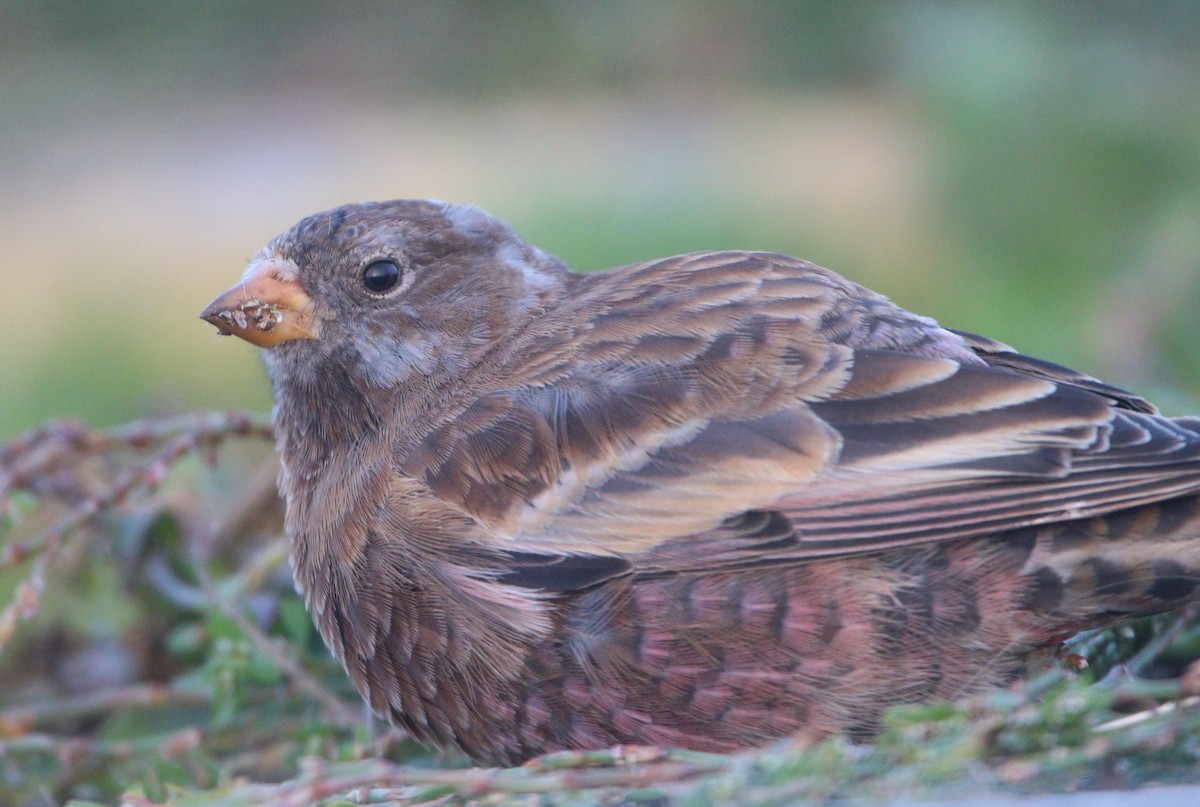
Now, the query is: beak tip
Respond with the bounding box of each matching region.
[199,295,223,323]
[198,304,222,328]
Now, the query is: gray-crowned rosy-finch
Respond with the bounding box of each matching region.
[202,199,1200,765]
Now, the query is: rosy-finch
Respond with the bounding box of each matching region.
[202,199,1200,765]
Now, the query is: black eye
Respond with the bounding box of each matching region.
[362,260,402,295]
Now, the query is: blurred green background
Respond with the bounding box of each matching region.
[2,1,1199,439]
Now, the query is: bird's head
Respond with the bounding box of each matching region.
[201,199,567,391]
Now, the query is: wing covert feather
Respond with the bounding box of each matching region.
[395,251,1200,583]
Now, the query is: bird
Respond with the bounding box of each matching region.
[201,199,1200,766]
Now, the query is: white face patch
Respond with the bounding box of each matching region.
[243,254,301,284]
[355,328,438,387]
[443,202,493,235]
[445,202,563,312]
[499,241,557,293]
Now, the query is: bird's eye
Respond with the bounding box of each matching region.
[362,260,402,295]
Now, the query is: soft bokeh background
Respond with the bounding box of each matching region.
[2,1,1200,439]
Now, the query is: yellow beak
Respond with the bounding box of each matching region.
[200,259,318,348]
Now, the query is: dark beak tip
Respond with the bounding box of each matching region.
[199,295,230,324]
[199,299,231,330]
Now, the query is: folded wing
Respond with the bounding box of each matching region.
[398,251,1200,584]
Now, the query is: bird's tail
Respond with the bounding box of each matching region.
[1016,493,1200,642]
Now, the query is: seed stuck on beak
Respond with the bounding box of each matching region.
[200,258,318,348]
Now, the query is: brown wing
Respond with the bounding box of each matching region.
[950,328,1157,414]
[398,251,1200,581]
